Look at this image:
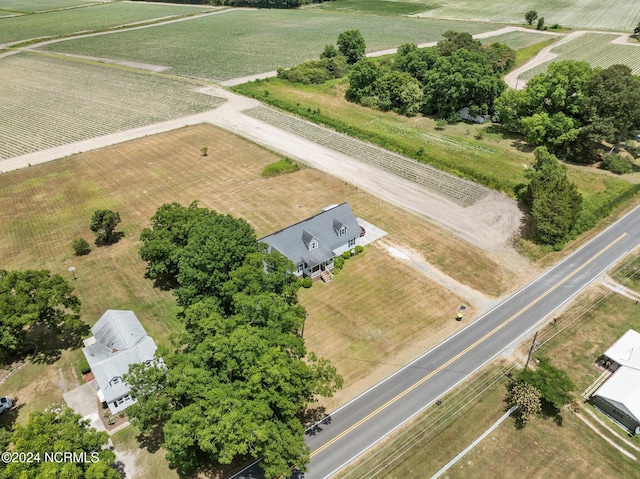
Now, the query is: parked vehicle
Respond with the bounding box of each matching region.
[0,396,13,413]
[359,225,366,237]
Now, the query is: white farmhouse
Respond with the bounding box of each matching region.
[82,310,157,414]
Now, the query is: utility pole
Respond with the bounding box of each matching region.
[524,331,539,370]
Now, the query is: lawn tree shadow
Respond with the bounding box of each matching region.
[145,271,178,292]
[94,231,125,247]
[136,423,165,454]
[27,322,90,364]
[112,458,127,479]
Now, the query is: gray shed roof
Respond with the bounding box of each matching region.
[259,203,360,266]
[82,310,157,404]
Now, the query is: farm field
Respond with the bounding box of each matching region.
[520,32,640,80]
[309,0,434,16]
[39,10,498,81]
[341,280,640,479]
[414,0,640,32]
[0,0,101,14]
[0,52,224,160]
[0,1,214,45]
[477,30,560,50]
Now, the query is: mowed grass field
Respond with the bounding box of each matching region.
[520,32,640,80]
[0,53,224,160]
[413,0,640,31]
[39,10,498,81]
[341,280,640,479]
[0,1,214,45]
[0,123,510,424]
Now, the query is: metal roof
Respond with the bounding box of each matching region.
[82,310,157,403]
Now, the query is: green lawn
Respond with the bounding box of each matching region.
[520,32,640,80]
[0,52,224,160]
[40,10,498,81]
[0,1,215,45]
[415,0,640,31]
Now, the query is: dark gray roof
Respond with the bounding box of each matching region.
[82,310,157,403]
[260,203,360,266]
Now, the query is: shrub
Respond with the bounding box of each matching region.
[342,250,351,259]
[302,277,313,288]
[435,119,447,130]
[103,411,110,418]
[262,158,302,178]
[601,153,633,175]
[354,245,364,255]
[71,238,91,256]
[333,256,344,271]
[107,418,115,425]
[79,359,91,375]
[536,17,545,30]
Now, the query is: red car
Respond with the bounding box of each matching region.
[359,225,366,237]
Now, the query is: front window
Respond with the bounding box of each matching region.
[348,238,356,247]
[309,239,318,251]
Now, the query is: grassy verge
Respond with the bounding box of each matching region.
[341,280,640,478]
[514,37,557,67]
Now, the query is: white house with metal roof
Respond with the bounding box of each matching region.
[82,310,157,414]
[259,203,362,282]
[591,329,640,434]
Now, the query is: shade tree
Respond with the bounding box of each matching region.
[0,269,82,363]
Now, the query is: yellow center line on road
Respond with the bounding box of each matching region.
[310,232,627,459]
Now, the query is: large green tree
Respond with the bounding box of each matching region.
[139,202,258,307]
[337,29,366,65]
[494,61,640,163]
[126,296,342,478]
[422,48,506,118]
[525,147,582,245]
[89,209,121,244]
[0,269,82,362]
[587,64,640,146]
[1,408,118,479]
[517,357,576,412]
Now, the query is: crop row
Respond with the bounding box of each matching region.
[421,132,496,155]
[416,0,640,31]
[0,2,214,45]
[520,33,640,80]
[244,106,490,207]
[478,31,557,51]
[41,10,495,82]
[0,53,224,160]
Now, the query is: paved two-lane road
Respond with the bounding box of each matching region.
[234,204,640,479]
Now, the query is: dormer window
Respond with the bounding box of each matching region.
[302,230,319,251]
[339,225,346,236]
[109,376,122,386]
[333,219,347,237]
